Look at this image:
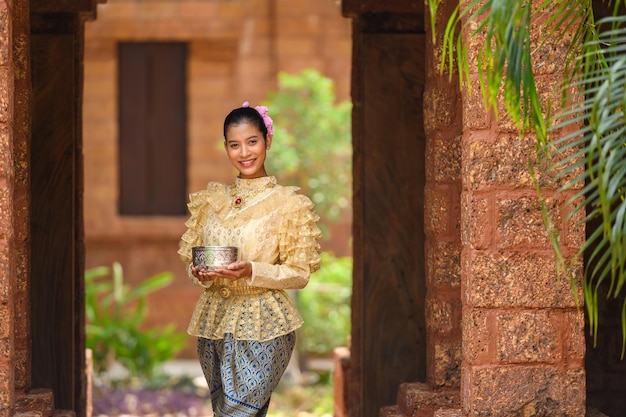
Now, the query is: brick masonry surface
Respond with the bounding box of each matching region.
[456,0,586,414]
[0,0,15,415]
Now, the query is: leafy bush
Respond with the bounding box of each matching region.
[85,262,187,382]
[297,252,352,355]
[264,69,352,237]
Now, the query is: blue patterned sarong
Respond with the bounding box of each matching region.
[197,332,296,417]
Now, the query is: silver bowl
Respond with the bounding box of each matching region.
[192,246,238,271]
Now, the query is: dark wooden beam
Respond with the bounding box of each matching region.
[341,0,424,20]
[30,0,104,16]
[349,18,427,417]
[30,9,86,415]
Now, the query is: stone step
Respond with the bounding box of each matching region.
[15,409,75,417]
[387,405,607,416]
[587,408,609,417]
[397,382,460,417]
[433,409,461,417]
[52,411,76,417]
[379,405,408,417]
[15,389,54,417]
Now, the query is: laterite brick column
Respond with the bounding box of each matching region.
[0,1,18,413]
[424,0,463,392]
[459,1,586,415]
[11,0,31,398]
[0,0,33,415]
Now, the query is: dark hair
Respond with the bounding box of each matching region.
[223,107,268,139]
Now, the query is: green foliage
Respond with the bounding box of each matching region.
[430,0,603,146]
[297,252,352,355]
[271,377,334,416]
[548,15,626,355]
[85,262,187,382]
[263,69,352,230]
[427,0,626,354]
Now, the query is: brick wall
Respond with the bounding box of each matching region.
[0,0,32,414]
[459,2,586,416]
[83,0,352,357]
[0,0,17,414]
[10,0,30,399]
[423,0,463,390]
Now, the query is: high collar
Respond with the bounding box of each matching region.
[233,176,277,189]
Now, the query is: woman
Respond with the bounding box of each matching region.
[178,102,322,416]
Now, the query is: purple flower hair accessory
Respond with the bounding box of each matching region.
[254,105,274,136]
[241,101,273,135]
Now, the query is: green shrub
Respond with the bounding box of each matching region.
[264,69,352,241]
[297,252,352,355]
[85,262,186,383]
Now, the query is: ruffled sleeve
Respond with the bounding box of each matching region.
[178,184,224,286]
[247,192,322,289]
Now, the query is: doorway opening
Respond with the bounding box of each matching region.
[81,1,356,416]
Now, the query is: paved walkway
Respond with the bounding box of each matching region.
[91,357,334,417]
[162,359,209,388]
[161,352,334,385]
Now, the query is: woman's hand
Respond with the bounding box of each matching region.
[211,261,253,281]
[192,261,252,282]
[191,265,219,284]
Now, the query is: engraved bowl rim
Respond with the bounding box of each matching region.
[192,245,238,251]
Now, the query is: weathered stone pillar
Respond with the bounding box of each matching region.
[423,0,463,392]
[459,1,586,415]
[0,0,32,415]
[1,0,100,415]
[12,0,32,400]
[0,1,19,415]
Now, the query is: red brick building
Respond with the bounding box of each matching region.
[0,0,619,416]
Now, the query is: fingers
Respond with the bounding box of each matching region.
[193,262,250,282]
[227,261,251,276]
[226,261,243,271]
[210,267,243,281]
[193,266,219,283]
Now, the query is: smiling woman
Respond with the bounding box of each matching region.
[178,103,323,416]
[223,106,272,179]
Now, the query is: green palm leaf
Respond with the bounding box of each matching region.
[427,0,626,354]
[540,15,626,356]
[550,19,626,338]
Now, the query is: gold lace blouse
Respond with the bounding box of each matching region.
[178,176,322,341]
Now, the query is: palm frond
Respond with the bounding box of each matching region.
[427,0,594,145]
[549,15,626,355]
[426,0,626,353]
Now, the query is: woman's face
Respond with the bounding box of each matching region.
[224,122,272,179]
